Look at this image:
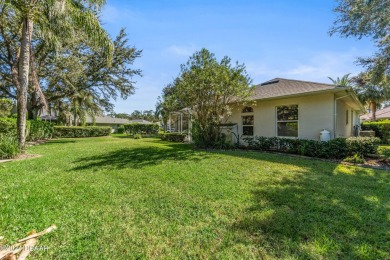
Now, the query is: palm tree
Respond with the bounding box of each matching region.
[353,73,390,120]
[70,90,101,126]
[328,73,353,87]
[5,0,113,150]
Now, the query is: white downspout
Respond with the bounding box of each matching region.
[334,92,351,139]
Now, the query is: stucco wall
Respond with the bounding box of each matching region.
[335,99,355,138]
[226,93,336,140]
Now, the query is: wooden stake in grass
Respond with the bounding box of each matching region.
[0,225,56,260]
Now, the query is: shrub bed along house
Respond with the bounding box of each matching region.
[53,126,112,138]
[123,123,159,136]
[243,136,380,159]
[160,133,187,142]
[361,120,390,143]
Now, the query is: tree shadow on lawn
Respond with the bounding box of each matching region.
[71,142,209,170]
[220,151,390,258]
[44,139,77,145]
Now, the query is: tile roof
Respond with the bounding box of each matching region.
[251,78,344,100]
[360,106,390,121]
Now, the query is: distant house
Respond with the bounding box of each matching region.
[128,119,153,124]
[86,116,129,132]
[172,78,365,142]
[360,106,390,121]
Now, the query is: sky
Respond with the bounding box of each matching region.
[101,0,375,114]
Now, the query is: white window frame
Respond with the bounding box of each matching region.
[276,105,299,138]
[242,106,254,137]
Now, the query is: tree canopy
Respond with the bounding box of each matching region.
[161,48,253,147]
[330,0,390,83]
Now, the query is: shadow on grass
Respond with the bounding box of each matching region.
[71,142,208,170]
[45,139,77,145]
[222,151,390,258]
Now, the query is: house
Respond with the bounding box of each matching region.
[360,106,390,121]
[128,119,153,124]
[224,78,365,141]
[86,116,129,132]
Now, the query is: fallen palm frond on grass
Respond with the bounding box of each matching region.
[0,225,56,260]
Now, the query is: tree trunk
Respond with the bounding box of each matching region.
[370,101,377,121]
[17,18,33,151]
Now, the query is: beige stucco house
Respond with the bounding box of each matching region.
[223,78,365,142]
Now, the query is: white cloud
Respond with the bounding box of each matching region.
[247,48,369,84]
[166,44,197,57]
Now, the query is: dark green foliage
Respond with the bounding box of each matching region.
[0,117,17,135]
[123,123,159,136]
[0,134,19,159]
[28,119,53,141]
[361,120,390,143]
[161,49,252,148]
[116,126,125,134]
[160,133,186,142]
[343,154,365,164]
[53,126,111,138]
[0,98,14,117]
[244,136,380,159]
[346,137,381,156]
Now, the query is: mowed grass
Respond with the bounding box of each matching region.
[0,135,389,259]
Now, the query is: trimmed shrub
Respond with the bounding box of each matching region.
[116,126,125,134]
[160,133,186,142]
[53,126,111,138]
[28,119,53,141]
[244,136,379,159]
[346,137,381,156]
[124,123,159,136]
[0,134,19,159]
[0,117,17,135]
[361,120,390,143]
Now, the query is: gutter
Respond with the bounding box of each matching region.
[334,91,351,139]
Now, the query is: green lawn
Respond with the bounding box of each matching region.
[0,135,389,259]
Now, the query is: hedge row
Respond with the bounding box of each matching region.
[0,117,54,141]
[53,126,111,138]
[28,119,53,141]
[361,120,390,143]
[123,123,159,135]
[243,136,380,159]
[160,133,187,142]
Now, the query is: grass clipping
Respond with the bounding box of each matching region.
[0,225,56,260]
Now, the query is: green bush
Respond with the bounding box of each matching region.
[28,119,53,141]
[116,126,125,134]
[124,123,159,136]
[133,133,142,139]
[53,126,111,138]
[244,136,379,159]
[346,137,380,156]
[0,98,14,117]
[343,154,365,164]
[361,120,390,143]
[379,147,390,162]
[0,134,19,159]
[160,133,186,142]
[0,117,17,135]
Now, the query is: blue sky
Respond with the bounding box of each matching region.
[101,0,375,114]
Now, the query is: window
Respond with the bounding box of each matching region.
[242,115,254,136]
[346,110,349,125]
[276,105,298,137]
[242,106,253,113]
